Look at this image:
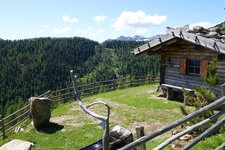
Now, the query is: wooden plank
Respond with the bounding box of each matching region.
[180,58,187,75]
[200,60,208,77]
[160,55,165,84]
[161,84,193,91]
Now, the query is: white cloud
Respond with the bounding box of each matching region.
[93,29,105,35]
[135,28,148,34]
[75,28,105,37]
[111,10,167,32]
[42,25,50,28]
[51,27,71,34]
[38,25,50,34]
[189,22,213,30]
[62,15,78,23]
[39,29,46,34]
[93,15,107,23]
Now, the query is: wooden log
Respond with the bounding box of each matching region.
[183,116,225,150]
[113,79,116,90]
[3,104,29,121]
[136,126,146,150]
[160,55,165,85]
[93,81,96,94]
[154,109,225,150]
[221,83,225,96]
[4,110,30,127]
[215,143,225,150]
[167,87,173,100]
[118,96,225,150]
[4,115,30,134]
[0,115,5,139]
[38,90,51,98]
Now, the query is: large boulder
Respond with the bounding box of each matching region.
[0,139,34,150]
[109,125,133,149]
[193,25,207,33]
[80,125,133,150]
[29,97,52,130]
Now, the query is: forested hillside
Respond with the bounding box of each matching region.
[0,37,160,116]
[79,40,159,83]
[0,37,98,116]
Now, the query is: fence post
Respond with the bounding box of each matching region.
[0,115,5,139]
[113,79,116,90]
[152,76,156,83]
[221,83,225,96]
[136,126,146,150]
[93,81,96,94]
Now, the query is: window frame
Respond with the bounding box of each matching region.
[188,59,201,75]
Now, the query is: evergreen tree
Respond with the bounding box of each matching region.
[182,60,219,133]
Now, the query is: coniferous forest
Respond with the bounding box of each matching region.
[0,37,160,116]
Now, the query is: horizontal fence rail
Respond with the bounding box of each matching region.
[0,75,159,139]
[49,76,159,104]
[0,104,30,139]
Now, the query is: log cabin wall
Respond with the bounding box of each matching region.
[158,40,225,96]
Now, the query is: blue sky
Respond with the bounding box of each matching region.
[0,0,224,42]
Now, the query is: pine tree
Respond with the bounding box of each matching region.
[182,60,219,133]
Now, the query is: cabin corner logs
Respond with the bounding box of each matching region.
[158,40,225,97]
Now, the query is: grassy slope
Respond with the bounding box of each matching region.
[1,84,194,149]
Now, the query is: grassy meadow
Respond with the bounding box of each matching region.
[1,83,221,149]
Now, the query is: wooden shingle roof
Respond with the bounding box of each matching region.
[133,26,225,55]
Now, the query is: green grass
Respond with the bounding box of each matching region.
[192,133,225,150]
[0,83,191,149]
[2,124,102,150]
[51,104,71,117]
[89,84,181,109]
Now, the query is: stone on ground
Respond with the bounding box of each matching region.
[29,97,52,130]
[0,139,34,150]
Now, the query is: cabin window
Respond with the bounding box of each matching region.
[188,59,200,75]
[218,54,225,61]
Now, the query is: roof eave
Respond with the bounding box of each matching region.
[133,31,225,55]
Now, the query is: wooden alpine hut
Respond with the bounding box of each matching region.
[132,25,225,102]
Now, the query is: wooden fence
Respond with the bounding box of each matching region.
[0,75,159,139]
[50,76,159,104]
[119,96,225,150]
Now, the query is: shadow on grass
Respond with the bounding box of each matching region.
[37,122,64,134]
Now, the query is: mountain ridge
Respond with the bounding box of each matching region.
[116,35,162,41]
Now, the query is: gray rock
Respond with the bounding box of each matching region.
[208,27,221,32]
[220,31,225,35]
[14,126,24,133]
[196,33,202,36]
[0,139,34,150]
[109,125,133,149]
[193,26,205,32]
[29,97,52,130]
[208,31,218,37]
